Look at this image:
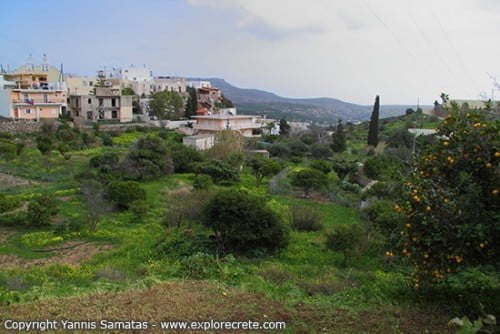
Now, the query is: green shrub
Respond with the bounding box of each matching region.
[179,252,218,279]
[168,143,203,173]
[325,223,365,266]
[156,227,214,257]
[202,189,290,255]
[129,200,148,223]
[332,159,357,180]
[190,160,239,185]
[310,143,333,159]
[291,204,324,231]
[309,160,331,174]
[268,142,291,158]
[89,152,120,175]
[246,156,282,185]
[193,174,213,191]
[107,181,146,210]
[363,200,404,236]
[287,140,309,157]
[291,168,328,197]
[26,194,58,227]
[119,135,174,180]
[0,195,20,214]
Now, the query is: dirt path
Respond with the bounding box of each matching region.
[0,241,113,270]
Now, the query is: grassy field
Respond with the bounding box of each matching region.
[0,126,455,333]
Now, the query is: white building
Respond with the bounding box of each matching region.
[187,80,211,89]
[183,134,215,150]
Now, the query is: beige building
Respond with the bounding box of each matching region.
[193,115,262,137]
[183,134,215,150]
[65,76,98,96]
[3,59,66,121]
[68,87,132,123]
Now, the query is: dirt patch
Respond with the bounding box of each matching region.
[0,280,451,333]
[0,227,16,244]
[0,172,39,189]
[0,241,113,270]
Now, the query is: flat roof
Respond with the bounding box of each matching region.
[184,134,215,139]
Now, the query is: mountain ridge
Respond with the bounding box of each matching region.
[191,78,427,122]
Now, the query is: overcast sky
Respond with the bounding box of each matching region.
[1,0,498,104]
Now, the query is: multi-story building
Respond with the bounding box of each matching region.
[2,58,67,121]
[0,75,16,118]
[65,75,97,96]
[68,87,132,123]
[193,114,262,137]
[152,77,187,94]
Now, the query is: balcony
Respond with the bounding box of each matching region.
[13,82,66,91]
[12,98,65,106]
[194,122,261,131]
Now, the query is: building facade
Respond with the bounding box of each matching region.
[193,115,261,137]
[68,87,132,123]
[3,63,66,121]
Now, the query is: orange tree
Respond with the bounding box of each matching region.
[393,106,499,286]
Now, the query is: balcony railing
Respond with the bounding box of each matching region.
[194,122,261,131]
[13,82,66,91]
[12,99,65,105]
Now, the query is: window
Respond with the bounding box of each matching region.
[89,81,93,86]
[87,111,93,120]
[43,94,48,103]
[75,111,79,117]
[88,98,91,104]
[99,111,104,119]
[98,98,103,107]
[25,108,31,114]
[178,87,181,93]
[112,110,118,119]
[111,98,116,107]
[76,99,79,107]
[23,94,29,103]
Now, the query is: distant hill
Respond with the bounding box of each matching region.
[192,78,428,123]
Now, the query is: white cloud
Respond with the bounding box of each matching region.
[186,0,500,104]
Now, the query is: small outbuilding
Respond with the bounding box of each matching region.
[182,134,215,150]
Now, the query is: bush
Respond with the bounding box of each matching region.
[287,140,309,157]
[26,194,58,227]
[89,152,120,176]
[155,227,214,257]
[332,159,357,180]
[179,252,218,279]
[190,160,239,185]
[268,142,291,158]
[309,160,331,174]
[129,200,148,223]
[168,143,203,173]
[119,136,173,180]
[193,174,213,191]
[325,223,365,266]
[290,168,328,197]
[260,265,292,285]
[202,189,290,255]
[311,143,333,159]
[268,169,292,195]
[363,155,402,180]
[164,189,214,228]
[101,133,114,146]
[0,195,19,214]
[291,204,324,231]
[106,181,146,210]
[246,156,282,185]
[363,200,404,238]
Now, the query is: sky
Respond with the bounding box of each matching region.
[0,0,499,105]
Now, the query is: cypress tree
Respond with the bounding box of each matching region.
[367,95,380,147]
[331,119,346,153]
[185,86,198,118]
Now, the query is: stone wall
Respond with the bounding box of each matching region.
[0,121,42,134]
